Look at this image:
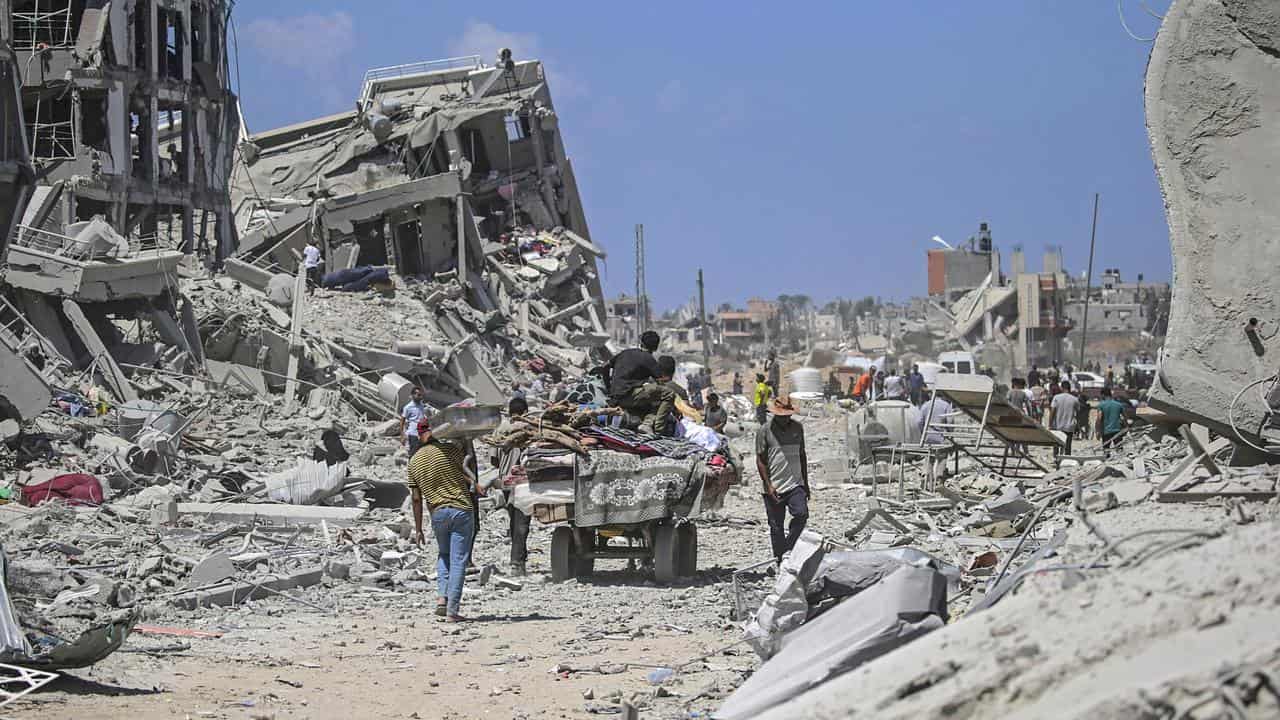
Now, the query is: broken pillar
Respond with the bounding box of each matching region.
[1145,0,1280,444]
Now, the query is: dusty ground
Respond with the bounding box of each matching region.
[16,405,1272,720]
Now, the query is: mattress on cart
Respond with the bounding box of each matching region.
[574,449,706,527]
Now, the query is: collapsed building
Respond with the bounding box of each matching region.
[0,0,237,422]
[0,5,613,671]
[221,52,608,407]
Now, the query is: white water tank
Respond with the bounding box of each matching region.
[789,367,823,395]
[845,400,922,462]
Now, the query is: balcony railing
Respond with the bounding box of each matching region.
[358,56,482,106]
[12,225,173,263]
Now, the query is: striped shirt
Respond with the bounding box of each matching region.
[407,440,473,511]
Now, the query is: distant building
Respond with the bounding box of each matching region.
[1063,268,1169,340]
[719,310,763,351]
[746,297,779,325]
[1013,253,1072,369]
[812,313,843,339]
[606,294,640,345]
[927,222,1001,302]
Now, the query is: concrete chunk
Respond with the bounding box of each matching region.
[176,503,366,527]
[170,567,324,609]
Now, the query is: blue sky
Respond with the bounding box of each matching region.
[230,2,1171,312]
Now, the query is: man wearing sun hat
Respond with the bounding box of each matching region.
[755,393,810,563]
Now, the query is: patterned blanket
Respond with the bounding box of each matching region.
[574,449,705,527]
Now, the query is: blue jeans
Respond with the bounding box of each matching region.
[431,507,475,615]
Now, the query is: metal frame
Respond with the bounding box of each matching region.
[358,55,482,107]
[0,662,58,709]
[918,381,1053,482]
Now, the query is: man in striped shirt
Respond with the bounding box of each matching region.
[407,421,480,621]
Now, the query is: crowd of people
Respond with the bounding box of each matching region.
[394,334,1139,622]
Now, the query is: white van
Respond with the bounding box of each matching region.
[937,351,976,375]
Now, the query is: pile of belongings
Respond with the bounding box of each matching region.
[486,401,740,526]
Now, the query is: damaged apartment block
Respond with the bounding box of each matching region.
[0,1,236,408]
[222,51,608,408]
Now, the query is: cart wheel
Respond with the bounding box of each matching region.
[653,523,679,584]
[551,526,575,582]
[575,529,596,579]
[677,523,698,578]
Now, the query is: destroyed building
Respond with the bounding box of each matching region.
[0,1,236,422]
[4,0,239,256]
[221,53,608,407]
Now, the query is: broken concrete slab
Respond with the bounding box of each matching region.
[170,567,324,610]
[176,503,365,527]
[186,552,236,588]
[718,565,948,720]
[61,299,137,402]
[0,339,51,422]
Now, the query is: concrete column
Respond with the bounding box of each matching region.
[62,299,139,402]
[528,111,561,225]
[180,0,193,82]
[382,218,396,271]
[455,194,467,288]
[148,0,159,81]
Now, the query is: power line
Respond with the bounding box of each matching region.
[1117,0,1157,42]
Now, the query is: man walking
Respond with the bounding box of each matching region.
[407,421,480,622]
[731,372,743,396]
[764,349,780,393]
[1096,387,1128,453]
[755,395,810,564]
[303,239,323,295]
[494,396,532,576]
[853,367,873,403]
[753,373,772,424]
[688,369,704,411]
[1007,377,1035,417]
[400,387,429,455]
[883,368,907,401]
[1049,382,1081,456]
[908,364,925,405]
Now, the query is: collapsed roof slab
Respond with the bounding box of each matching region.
[322,173,462,235]
[0,341,51,423]
[5,244,187,302]
[1145,0,1280,443]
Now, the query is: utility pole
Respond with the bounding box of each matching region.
[697,269,711,370]
[1079,193,1100,369]
[634,223,647,333]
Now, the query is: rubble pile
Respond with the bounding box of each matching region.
[718,412,1280,719]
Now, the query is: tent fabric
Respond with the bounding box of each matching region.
[20,473,104,507]
[406,84,545,150]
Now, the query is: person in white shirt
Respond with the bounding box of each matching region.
[400,387,430,455]
[883,370,907,401]
[303,240,323,295]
